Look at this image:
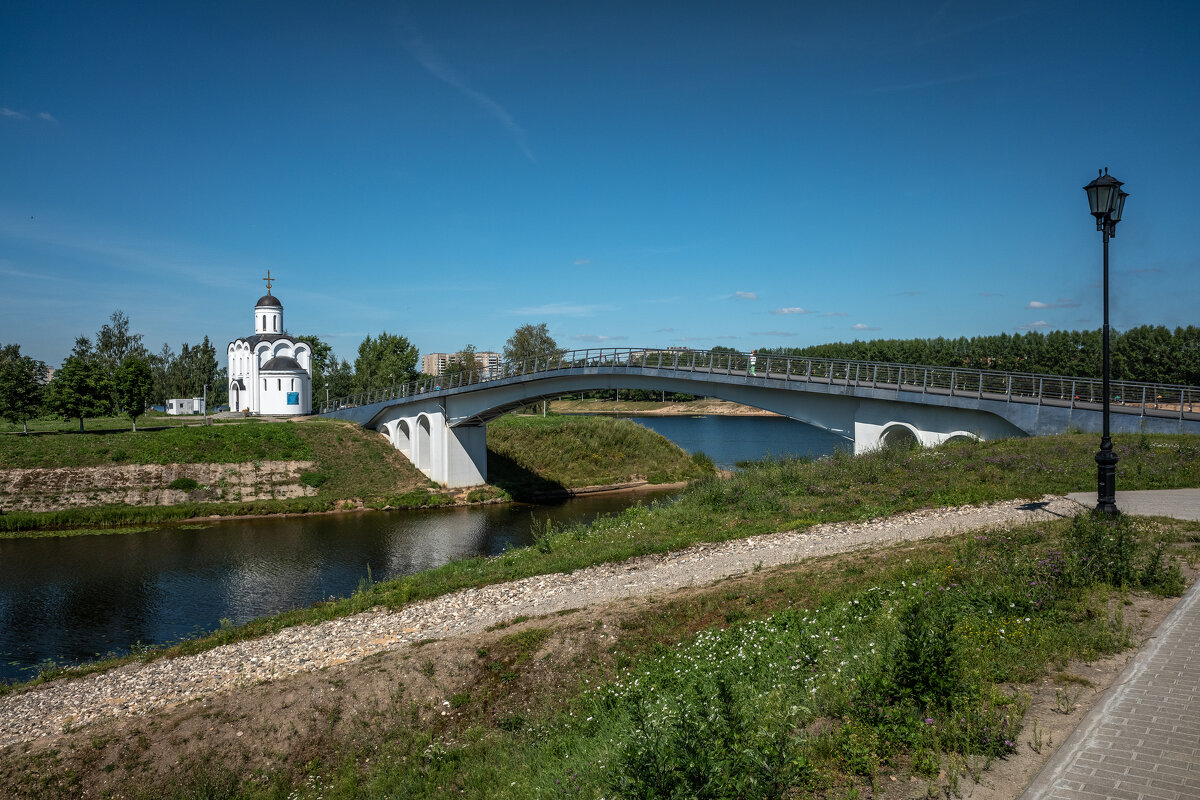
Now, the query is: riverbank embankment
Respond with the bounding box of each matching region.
[550,397,780,416]
[2,434,1198,799]
[0,414,711,534]
[0,495,1082,750]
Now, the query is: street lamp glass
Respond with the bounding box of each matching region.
[1110,190,1129,224]
[1083,170,1123,218]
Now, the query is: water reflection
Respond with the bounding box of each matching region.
[0,415,845,683]
[0,490,676,683]
[618,414,852,469]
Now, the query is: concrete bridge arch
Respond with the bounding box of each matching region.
[322,349,1200,487]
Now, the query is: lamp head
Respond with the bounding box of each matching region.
[1084,168,1124,221]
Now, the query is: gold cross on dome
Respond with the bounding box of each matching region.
[263,269,274,294]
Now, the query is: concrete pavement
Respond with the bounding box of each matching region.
[1066,488,1200,521]
[1021,489,1200,800]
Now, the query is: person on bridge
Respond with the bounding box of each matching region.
[749,350,757,376]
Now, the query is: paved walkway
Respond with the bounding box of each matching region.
[1021,489,1200,800]
[1066,488,1200,521]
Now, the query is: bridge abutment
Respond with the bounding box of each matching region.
[375,407,487,487]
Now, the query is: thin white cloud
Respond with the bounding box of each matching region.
[508,302,610,317]
[573,259,590,266]
[770,307,814,315]
[1026,300,1079,310]
[38,112,57,123]
[1019,320,1050,330]
[0,215,242,290]
[716,335,740,340]
[2,108,28,120]
[822,311,848,317]
[400,22,534,162]
[572,334,627,343]
[750,330,797,337]
[657,327,675,332]
[679,337,711,342]
[852,323,880,331]
[0,260,68,281]
[733,291,758,300]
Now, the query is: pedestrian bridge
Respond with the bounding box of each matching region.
[318,348,1200,487]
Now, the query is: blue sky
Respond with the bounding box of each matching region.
[3,1,1198,368]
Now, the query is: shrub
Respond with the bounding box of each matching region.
[895,592,967,707]
[299,471,328,488]
[168,477,199,491]
[1064,513,1139,588]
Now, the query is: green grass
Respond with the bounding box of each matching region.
[1,415,703,532]
[0,422,312,468]
[0,420,430,534]
[29,512,1193,800]
[8,433,1195,692]
[0,411,202,434]
[486,413,714,498]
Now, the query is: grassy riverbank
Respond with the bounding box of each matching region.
[0,414,711,534]
[241,517,1191,800]
[4,494,1197,799]
[550,397,776,415]
[8,433,1197,689]
[485,413,713,498]
[0,420,430,533]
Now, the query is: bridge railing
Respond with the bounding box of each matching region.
[320,347,1200,419]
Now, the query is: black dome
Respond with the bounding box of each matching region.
[260,355,303,372]
[255,294,283,308]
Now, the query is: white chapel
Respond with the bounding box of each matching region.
[227,273,312,415]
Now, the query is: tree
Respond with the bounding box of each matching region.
[443,344,483,384]
[0,344,49,434]
[295,334,334,400]
[326,356,355,401]
[153,337,222,404]
[95,310,147,373]
[114,355,154,431]
[148,342,176,405]
[502,323,564,370]
[354,332,419,392]
[44,337,112,431]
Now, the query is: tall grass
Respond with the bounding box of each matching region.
[104,513,1190,800]
[11,433,1193,679]
[486,414,714,497]
[0,422,312,468]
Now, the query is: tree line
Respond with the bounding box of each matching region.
[0,317,568,432]
[0,311,226,432]
[761,326,1200,386]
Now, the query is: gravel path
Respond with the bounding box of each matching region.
[0,495,1082,749]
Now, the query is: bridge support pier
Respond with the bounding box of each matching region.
[375,408,487,488]
[441,423,487,488]
[853,420,979,454]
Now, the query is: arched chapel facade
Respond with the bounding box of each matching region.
[227,282,312,415]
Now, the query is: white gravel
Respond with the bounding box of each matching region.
[0,494,1083,749]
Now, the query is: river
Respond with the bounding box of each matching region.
[0,415,849,683]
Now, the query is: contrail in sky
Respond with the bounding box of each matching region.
[399,19,535,163]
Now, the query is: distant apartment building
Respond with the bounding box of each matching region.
[423,351,502,379]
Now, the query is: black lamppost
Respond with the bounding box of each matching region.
[1083,168,1128,515]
